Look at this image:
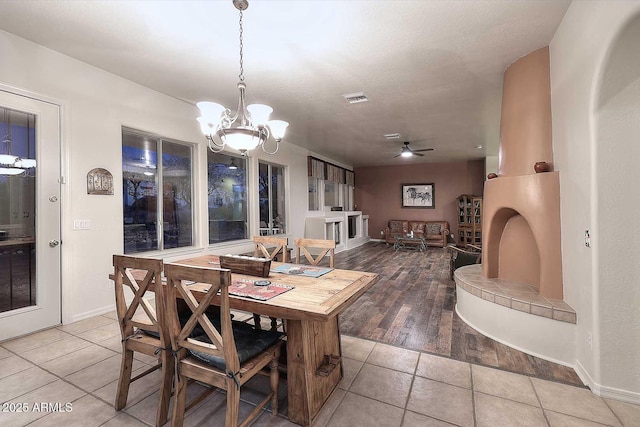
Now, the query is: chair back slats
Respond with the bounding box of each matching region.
[113,255,164,338]
[294,238,335,267]
[164,263,239,373]
[253,236,289,262]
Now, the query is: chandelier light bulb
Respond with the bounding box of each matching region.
[267,120,289,141]
[247,104,273,127]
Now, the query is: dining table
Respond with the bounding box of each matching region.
[152,254,378,426]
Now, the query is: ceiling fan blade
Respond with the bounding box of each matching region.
[393,154,402,158]
[413,148,434,152]
[413,152,425,156]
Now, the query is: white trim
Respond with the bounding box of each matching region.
[575,360,640,405]
[69,305,115,323]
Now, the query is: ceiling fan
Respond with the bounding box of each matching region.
[394,141,434,158]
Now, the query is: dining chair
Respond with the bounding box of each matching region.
[112,255,173,427]
[448,244,482,279]
[294,238,335,268]
[164,262,283,427]
[252,235,289,331]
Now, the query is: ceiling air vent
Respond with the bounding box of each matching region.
[343,92,369,104]
[384,133,402,140]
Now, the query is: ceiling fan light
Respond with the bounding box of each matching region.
[0,154,18,165]
[401,151,412,158]
[0,167,25,175]
[15,158,36,168]
[247,104,273,127]
[267,120,289,141]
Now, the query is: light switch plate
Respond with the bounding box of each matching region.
[73,219,91,230]
[585,229,591,248]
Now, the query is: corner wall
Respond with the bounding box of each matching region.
[354,160,485,240]
[550,0,640,401]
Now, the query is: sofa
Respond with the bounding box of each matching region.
[383,220,450,248]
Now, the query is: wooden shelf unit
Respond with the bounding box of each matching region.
[456,194,482,246]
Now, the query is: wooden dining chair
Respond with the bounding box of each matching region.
[164,263,283,427]
[253,235,289,262]
[112,255,173,427]
[294,238,335,268]
[252,235,289,331]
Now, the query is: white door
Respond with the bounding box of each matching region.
[0,90,61,341]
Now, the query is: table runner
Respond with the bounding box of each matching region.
[271,263,333,278]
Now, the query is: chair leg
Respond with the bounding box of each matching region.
[171,373,188,427]
[270,317,278,332]
[253,313,263,331]
[226,379,240,427]
[270,348,280,415]
[115,348,134,410]
[156,351,173,426]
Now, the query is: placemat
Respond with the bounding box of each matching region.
[228,278,294,301]
[271,263,334,278]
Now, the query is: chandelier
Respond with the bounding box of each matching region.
[0,110,36,176]
[196,0,288,156]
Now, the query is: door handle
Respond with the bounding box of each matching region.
[49,239,60,247]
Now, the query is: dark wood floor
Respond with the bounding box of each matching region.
[335,241,584,387]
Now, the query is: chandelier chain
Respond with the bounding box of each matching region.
[238,10,244,82]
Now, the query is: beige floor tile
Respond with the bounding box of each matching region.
[238,372,288,410]
[0,366,58,402]
[0,345,12,360]
[605,399,640,426]
[20,336,93,365]
[545,410,613,426]
[96,335,160,364]
[29,394,118,427]
[0,355,34,380]
[366,343,420,374]
[416,353,471,389]
[76,322,122,343]
[475,392,546,427]
[41,344,117,377]
[183,391,257,427]
[102,311,119,320]
[101,412,148,426]
[251,412,299,427]
[337,357,364,390]
[532,378,621,426]
[93,367,163,408]
[327,392,404,427]
[402,410,459,427]
[0,379,86,427]
[340,335,375,362]
[406,377,474,427]
[57,316,114,335]
[65,355,146,393]
[472,365,539,406]
[313,388,346,427]
[2,328,71,353]
[125,381,210,425]
[349,363,413,408]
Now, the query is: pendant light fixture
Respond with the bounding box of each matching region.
[0,110,36,176]
[196,0,288,156]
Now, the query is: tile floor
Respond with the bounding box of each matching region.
[1,313,639,427]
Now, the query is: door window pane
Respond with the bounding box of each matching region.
[258,162,286,236]
[308,177,319,211]
[207,152,247,243]
[122,129,193,253]
[0,108,36,313]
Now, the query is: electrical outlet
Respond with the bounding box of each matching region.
[585,229,591,248]
[107,280,114,289]
[73,219,91,230]
[587,332,592,349]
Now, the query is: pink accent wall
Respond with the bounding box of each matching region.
[354,160,485,239]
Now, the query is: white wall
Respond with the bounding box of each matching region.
[550,1,640,402]
[0,30,342,324]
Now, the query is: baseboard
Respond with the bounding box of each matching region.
[574,361,640,405]
[70,305,115,323]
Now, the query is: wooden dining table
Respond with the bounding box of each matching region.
[161,254,378,426]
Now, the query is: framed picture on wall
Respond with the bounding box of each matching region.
[402,183,435,208]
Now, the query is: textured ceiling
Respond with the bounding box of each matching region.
[0,1,571,167]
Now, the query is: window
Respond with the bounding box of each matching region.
[207,152,248,243]
[122,129,193,253]
[308,177,320,211]
[324,181,339,207]
[258,162,286,236]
